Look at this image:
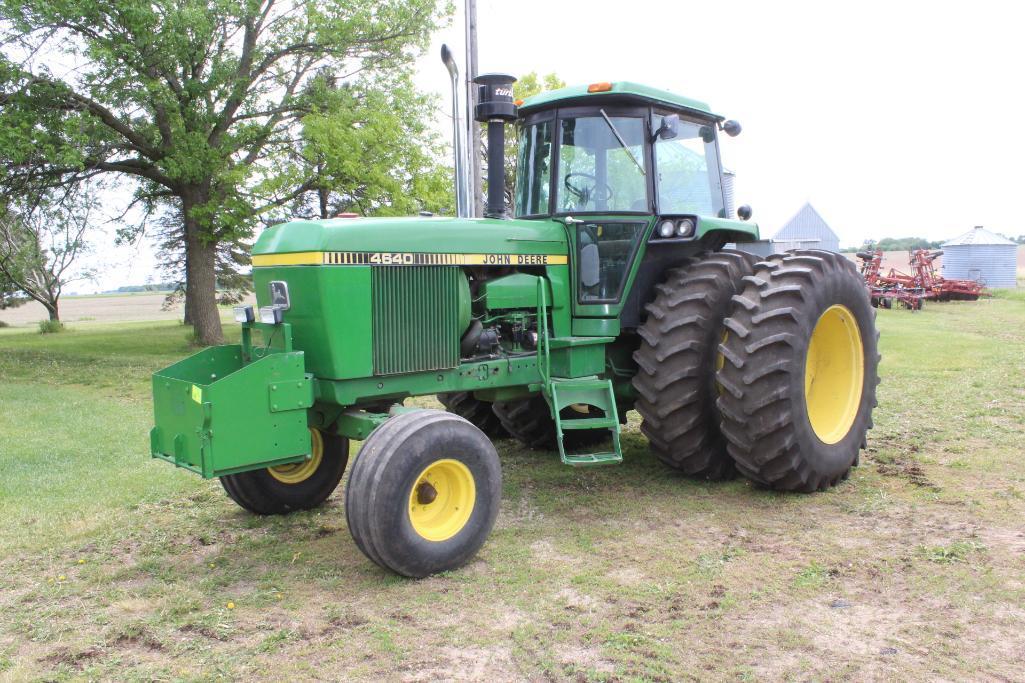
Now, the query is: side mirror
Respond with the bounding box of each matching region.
[722,120,742,137]
[653,114,679,141]
[580,243,600,287]
[737,205,753,221]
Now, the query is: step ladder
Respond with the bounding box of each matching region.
[549,378,622,466]
[536,279,623,467]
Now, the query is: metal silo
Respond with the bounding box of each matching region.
[941,226,1018,288]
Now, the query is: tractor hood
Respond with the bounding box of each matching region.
[252,216,569,265]
[247,215,571,384]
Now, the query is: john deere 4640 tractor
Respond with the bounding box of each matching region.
[151,59,879,577]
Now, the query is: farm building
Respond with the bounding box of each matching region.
[941,226,1019,288]
[730,202,840,256]
[771,202,840,252]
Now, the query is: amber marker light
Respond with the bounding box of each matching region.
[587,82,613,93]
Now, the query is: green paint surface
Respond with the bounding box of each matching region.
[519,81,719,118]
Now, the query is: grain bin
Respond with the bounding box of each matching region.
[941,226,1018,288]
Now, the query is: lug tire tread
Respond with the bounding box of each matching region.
[437,391,508,438]
[716,249,881,492]
[631,249,758,479]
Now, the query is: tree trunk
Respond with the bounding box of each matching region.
[318,186,329,219]
[182,189,223,346]
[45,300,59,322]
[182,247,193,325]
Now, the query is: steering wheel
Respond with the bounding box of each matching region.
[564,173,613,207]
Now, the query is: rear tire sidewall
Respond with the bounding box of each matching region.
[791,267,878,478]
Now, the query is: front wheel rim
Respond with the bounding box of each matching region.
[268,428,323,484]
[804,305,865,444]
[407,459,476,542]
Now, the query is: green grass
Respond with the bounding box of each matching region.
[1,298,1024,680]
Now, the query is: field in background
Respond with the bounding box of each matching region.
[1,293,257,328]
[1,295,1024,680]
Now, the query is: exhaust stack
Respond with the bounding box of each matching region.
[473,73,518,219]
[440,44,471,218]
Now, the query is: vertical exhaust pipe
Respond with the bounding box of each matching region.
[472,73,518,219]
[441,45,471,218]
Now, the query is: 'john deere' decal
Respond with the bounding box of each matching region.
[252,251,568,267]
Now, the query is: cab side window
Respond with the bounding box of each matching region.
[577,222,645,303]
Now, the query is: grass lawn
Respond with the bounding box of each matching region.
[1,294,1024,681]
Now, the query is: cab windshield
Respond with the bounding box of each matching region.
[515,114,648,216]
[652,115,724,217]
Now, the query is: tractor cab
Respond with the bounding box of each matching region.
[513,82,755,322]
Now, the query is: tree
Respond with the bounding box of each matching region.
[0,0,450,345]
[845,236,943,253]
[0,266,25,309]
[0,186,96,322]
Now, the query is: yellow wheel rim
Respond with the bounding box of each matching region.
[407,459,475,542]
[268,428,323,484]
[805,305,865,444]
[715,329,729,397]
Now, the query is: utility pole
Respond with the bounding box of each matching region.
[464,0,482,217]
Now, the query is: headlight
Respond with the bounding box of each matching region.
[658,219,675,238]
[259,305,284,325]
[233,305,254,323]
[676,218,695,237]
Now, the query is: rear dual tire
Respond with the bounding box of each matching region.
[716,250,879,491]
[492,395,614,450]
[634,248,878,492]
[437,391,508,438]
[632,250,757,479]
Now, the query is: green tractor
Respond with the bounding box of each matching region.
[150,55,879,578]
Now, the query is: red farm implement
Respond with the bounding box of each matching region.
[856,247,988,309]
[857,248,924,310]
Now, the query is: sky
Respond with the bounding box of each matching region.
[81,0,1025,292]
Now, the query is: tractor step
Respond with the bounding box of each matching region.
[534,280,622,467]
[560,451,623,467]
[559,417,618,430]
[547,377,623,467]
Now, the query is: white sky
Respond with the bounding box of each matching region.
[81,0,1024,292]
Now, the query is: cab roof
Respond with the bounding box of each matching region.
[518,81,721,120]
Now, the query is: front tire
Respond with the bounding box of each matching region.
[716,250,880,492]
[220,428,349,515]
[345,410,501,577]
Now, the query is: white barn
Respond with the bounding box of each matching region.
[772,203,840,253]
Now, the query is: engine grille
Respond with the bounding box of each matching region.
[372,266,461,376]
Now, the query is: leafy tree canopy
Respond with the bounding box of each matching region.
[844,236,944,252]
[0,0,452,343]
